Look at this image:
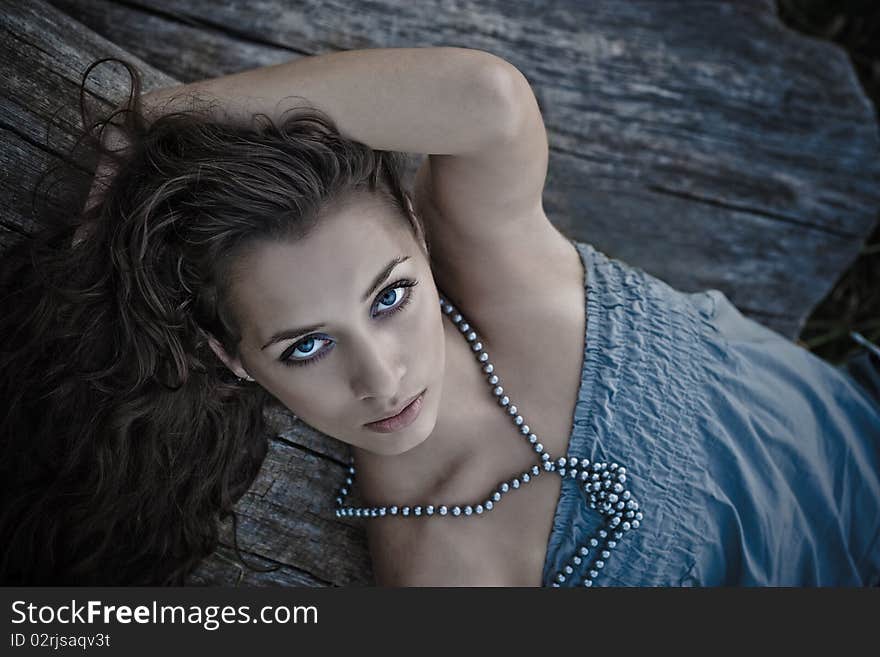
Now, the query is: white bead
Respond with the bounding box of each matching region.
[500,483,509,492]
[479,353,489,362]
[493,386,504,396]
[439,506,448,515]
[466,331,476,342]
[528,433,538,444]
[472,342,482,351]
[452,313,461,323]
[485,500,494,510]
[514,415,524,425]
[483,363,494,374]
[459,322,469,332]
[452,506,461,516]
[520,425,530,434]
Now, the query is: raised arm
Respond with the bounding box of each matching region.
[136,46,523,155]
[74,46,525,244]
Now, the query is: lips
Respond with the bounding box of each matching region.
[366,389,424,425]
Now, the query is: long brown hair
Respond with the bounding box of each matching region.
[0,57,425,584]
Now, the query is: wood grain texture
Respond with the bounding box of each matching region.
[4,0,879,586]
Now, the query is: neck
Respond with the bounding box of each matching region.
[351,311,482,505]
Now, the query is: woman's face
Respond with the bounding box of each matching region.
[213,192,446,456]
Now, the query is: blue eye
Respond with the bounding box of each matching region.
[280,278,419,367]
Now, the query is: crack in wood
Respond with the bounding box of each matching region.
[645,183,859,239]
[115,0,313,56]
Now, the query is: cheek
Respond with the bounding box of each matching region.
[271,375,343,427]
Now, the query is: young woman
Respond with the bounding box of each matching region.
[1,47,878,586]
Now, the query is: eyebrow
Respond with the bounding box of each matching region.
[260,255,411,351]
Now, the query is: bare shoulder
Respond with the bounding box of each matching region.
[368,519,513,587]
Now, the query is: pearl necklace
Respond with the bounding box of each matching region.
[334,294,643,587]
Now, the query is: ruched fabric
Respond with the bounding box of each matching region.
[541,240,880,587]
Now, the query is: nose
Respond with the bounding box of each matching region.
[350,330,405,403]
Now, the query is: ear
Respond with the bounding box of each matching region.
[207,333,254,381]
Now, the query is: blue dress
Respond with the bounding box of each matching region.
[541,240,880,587]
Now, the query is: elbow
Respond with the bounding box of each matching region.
[469,50,537,142]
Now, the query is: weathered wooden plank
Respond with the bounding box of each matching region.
[1,0,175,155]
[47,0,880,341]
[194,430,374,587]
[0,0,178,245]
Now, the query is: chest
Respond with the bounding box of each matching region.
[424,252,589,584]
